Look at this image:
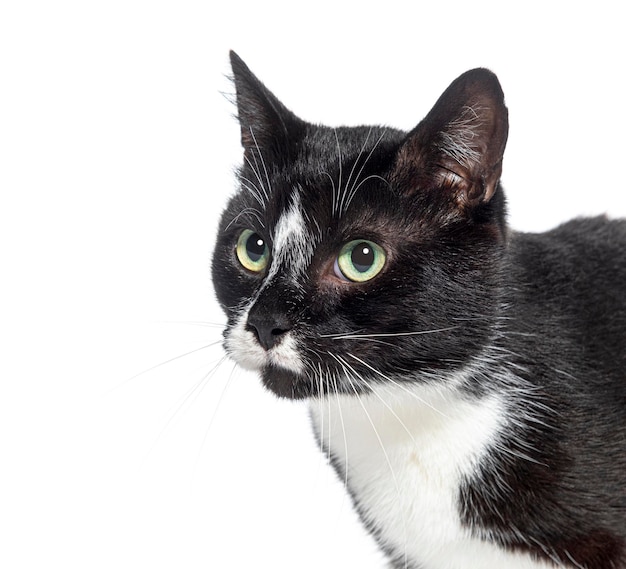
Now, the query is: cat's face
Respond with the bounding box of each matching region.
[212,53,509,399]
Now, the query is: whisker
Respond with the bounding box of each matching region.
[314,362,326,456]
[326,367,333,462]
[342,354,418,447]
[154,320,226,328]
[317,332,396,347]
[163,354,229,426]
[331,353,409,569]
[332,129,343,217]
[345,337,397,348]
[321,171,337,222]
[193,360,238,475]
[330,370,349,490]
[243,153,269,204]
[342,130,389,214]
[143,354,229,463]
[347,353,449,419]
[239,174,266,207]
[319,328,366,338]
[329,354,398,488]
[225,207,266,231]
[109,340,223,394]
[249,127,273,203]
[321,326,459,340]
[344,173,391,213]
[339,126,373,215]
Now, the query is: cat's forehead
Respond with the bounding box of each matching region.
[267,190,314,281]
[302,125,400,173]
[262,127,402,223]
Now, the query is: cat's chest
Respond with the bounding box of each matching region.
[309,386,556,569]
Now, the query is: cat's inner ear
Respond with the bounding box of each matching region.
[229,51,305,166]
[394,68,509,207]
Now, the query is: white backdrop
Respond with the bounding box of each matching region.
[2,1,625,568]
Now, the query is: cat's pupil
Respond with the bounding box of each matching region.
[352,242,375,272]
[246,233,266,262]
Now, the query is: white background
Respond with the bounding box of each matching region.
[1,1,625,568]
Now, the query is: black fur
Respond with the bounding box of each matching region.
[212,52,626,568]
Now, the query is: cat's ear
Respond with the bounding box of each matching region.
[394,68,508,208]
[229,51,305,166]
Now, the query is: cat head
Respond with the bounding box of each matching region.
[212,51,509,399]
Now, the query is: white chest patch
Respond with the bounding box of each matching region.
[310,384,558,569]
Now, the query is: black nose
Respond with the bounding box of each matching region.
[246,312,292,351]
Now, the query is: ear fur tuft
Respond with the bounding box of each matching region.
[394,68,509,209]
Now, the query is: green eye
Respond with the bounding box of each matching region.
[335,240,386,282]
[236,229,269,273]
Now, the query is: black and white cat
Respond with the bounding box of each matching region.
[211,52,626,569]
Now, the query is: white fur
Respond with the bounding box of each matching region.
[439,104,484,167]
[268,190,313,284]
[310,382,559,569]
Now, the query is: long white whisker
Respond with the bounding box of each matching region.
[239,175,266,207]
[330,370,349,491]
[340,126,373,215]
[347,353,449,419]
[315,362,326,456]
[346,128,387,191]
[193,360,237,475]
[331,352,409,569]
[321,326,459,340]
[326,368,333,463]
[333,129,343,217]
[343,337,397,348]
[342,354,418,447]
[249,127,273,203]
[344,173,392,213]
[331,355,396,488]
[225,207,266,230]
[243,152,269,204]
[142,354,228,464]
[310,364,326,493]
[322,171,337,221]
[342,130,388,214]
[154,320,225,328]
[165,354,229,426]
[110,340,223,394]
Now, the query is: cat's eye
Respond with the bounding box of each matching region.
[334,240,386,282]
[236,229,270,273]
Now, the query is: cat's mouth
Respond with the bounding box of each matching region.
[224,316,314,398]
[260,364,314,399]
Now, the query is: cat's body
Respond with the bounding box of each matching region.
[212,52,626,568]
[312,219,626,569]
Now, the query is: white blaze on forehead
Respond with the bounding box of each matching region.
[268,190,313,281]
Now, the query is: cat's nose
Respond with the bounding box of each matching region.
[246,312,292,351]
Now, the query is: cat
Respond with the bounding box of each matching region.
[211,51,626,569]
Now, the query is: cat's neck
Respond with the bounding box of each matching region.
[307,362,555,569]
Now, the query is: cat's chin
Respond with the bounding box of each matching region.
[260,365,314,400]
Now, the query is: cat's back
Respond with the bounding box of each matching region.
[491,217,626,554]
[510,215,626,318]
[508,214,626,388]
